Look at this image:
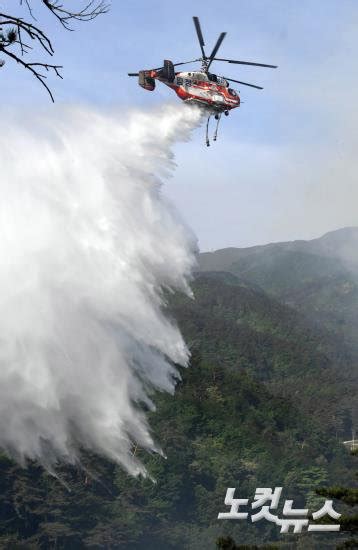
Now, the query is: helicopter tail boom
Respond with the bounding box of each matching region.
[129,60,176,90]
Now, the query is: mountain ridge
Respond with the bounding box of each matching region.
[199,227,358,273]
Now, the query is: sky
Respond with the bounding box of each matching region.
[1,0,358,250]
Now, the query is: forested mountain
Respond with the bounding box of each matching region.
[199,227,358,278]
[198,227,358,386]
[0,229,356,549]
[199,227,358,328]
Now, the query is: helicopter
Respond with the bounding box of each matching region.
[128,17,277,146]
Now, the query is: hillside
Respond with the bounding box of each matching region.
[0,229,356,548]
[199,228,358,276]
[198,227,358,375]
[170,274,356,434]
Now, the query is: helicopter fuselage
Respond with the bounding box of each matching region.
[142,69,240,113]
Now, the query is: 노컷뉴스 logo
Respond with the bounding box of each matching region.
[218,487,341,534]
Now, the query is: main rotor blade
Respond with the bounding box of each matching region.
[214,58,277,68]
[207,32,226,70]
[225,77,263,90]
[173,59,201,67]
[152,59,200,71]
[128,59,201,76]
[193,16,206,59]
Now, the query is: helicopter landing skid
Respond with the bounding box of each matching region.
[206,115,211,146]
[206,112,223,146]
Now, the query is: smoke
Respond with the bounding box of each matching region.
[0,102,202,475]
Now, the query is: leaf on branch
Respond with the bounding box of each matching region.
[7,28,17,44]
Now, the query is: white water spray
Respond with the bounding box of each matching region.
[0,102,202,475]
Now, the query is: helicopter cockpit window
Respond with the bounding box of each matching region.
[207,73,218,82]
[228,88,237,96]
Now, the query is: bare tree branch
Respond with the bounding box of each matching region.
[0,1,109,100]
[0,13,55,55]
[1,48,62,102]
[42,0,109,30]
[20,0,37,21]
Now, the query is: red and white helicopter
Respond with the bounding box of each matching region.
[128,17,277,146]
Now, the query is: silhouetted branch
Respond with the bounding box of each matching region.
[20,0,37,21]
[42,1,109,30]
[2,48,62,102]
[0,1,109,100]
